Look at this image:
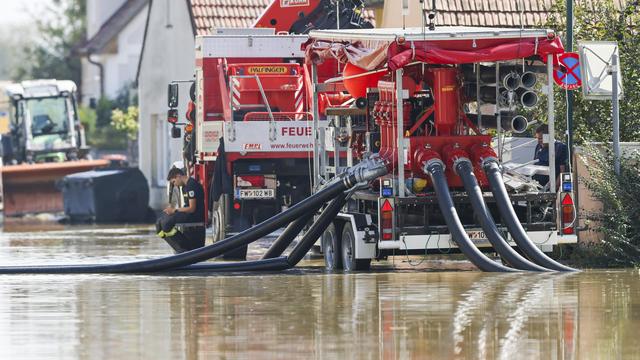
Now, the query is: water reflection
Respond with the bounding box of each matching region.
[0,225,638,359]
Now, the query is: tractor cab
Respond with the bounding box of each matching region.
[2,80,87,163]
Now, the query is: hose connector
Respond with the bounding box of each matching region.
[343,154,389,188]
[470,142,499,170]
[442,144,469,172]
[453,156,472,176]
[481,156,500,171]
[424,158,445,176]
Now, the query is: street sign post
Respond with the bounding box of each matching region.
[578,41,622,174]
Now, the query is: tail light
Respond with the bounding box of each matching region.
[236,175,266,188]
[185,123,194,134]
[167,109,178,124]
[380,199,394,240]
[561,193,575,235]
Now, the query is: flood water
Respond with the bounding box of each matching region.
[0,220,639,359]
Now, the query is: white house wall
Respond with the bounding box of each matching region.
[138,0,195,210]
[82,2,147,104]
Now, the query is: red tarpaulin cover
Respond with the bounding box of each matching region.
[305,36,565,70]
[387,37,564,70]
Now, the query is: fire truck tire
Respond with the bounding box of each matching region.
[341,222,370,271]
[211,200,225,243]
[322,222,343,270]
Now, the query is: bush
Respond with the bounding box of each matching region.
[78,103,127,150]
[111,106,139,141]
[573,145,640,267]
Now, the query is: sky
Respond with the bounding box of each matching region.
[0,0,53,26]
[0,0,55,79]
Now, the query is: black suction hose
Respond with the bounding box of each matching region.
[0,159,388,274]
[287,193,348,266]
[170,193,347,272]
[425,159,516,272]
[262,206,319,259]
[483,159,577,272]
[0,180,348,274]
[177,256,290,272]
[456,159,551,271]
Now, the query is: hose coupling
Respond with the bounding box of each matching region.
[424,158,445,175]
[481,156,500,171]
[345,155,389,187]
[453,157,472,175]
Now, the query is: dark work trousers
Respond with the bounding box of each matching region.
[156,211,193,233]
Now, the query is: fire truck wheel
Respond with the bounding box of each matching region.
[211,201,225,243]
[341,222,371,272]
[322,222,343,271]
[211,208,223,243]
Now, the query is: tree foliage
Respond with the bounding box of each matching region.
[13,0,86,91]
[543,0,640,144]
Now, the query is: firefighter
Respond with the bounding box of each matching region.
[156,166,205,239]
[533,124,568,189]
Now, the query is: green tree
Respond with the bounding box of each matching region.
[542,0,640,144]
[13,0,86,92]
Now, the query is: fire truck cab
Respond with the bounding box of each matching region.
[165,29,318,258]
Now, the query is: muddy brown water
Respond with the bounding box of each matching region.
[0,220,638,359]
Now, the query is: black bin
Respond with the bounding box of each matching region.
[61,167,150,223]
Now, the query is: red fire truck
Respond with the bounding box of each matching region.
[168,0,372,258]
[169,1,577,272]
[305,26,578,271]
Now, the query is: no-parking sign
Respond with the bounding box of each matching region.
[554,52,582,90]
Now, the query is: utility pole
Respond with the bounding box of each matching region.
[612,54,621,175]
[566,0,574,151]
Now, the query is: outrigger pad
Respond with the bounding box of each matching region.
[163,224,205,254]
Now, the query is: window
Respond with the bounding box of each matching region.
[25,97,70,136]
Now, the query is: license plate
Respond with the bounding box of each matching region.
[238,189,275,199]
[466,230,490,246]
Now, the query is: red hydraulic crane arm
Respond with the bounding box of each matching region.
[253,0,323,33]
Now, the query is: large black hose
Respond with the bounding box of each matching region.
[287,193,348,266]
[0,180,348,274]
[0,158,388,274]
[425,159,516,272]
[177,256,290,272]
[456,159,550,271]
[171,193,348,272]
[483,159,577,272]
[262,206,319,259]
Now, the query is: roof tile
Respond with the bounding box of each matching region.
[425,0,562,29]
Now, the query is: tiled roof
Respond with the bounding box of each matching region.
[431,0,553,28]
[189,0,376,35]
[189,0,633,35]
[431,0,631,28]
[190,0,269,35]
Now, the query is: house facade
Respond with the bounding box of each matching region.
[79,0,149,105]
